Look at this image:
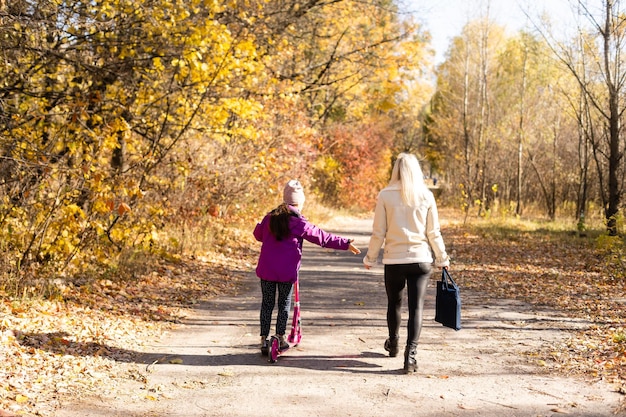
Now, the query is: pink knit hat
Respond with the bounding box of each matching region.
[283,179,305,206]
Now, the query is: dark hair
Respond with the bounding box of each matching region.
[269,203,297,241]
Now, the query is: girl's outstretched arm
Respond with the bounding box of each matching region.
[293,217,358,253]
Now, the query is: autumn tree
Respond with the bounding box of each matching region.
[537,0,626,235]
[0,0,274,277]
[428,15,586,221]
[428,16,508,218]
[257,0,431,210]
[0,0,430,288]
[496,32,579,220]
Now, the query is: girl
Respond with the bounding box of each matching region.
[254,179,361,355]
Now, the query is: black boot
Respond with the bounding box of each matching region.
[384,337,399,357]
[403,344,417,374]
[260,336,269,356]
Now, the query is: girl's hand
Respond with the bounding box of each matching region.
[348,241,361,254]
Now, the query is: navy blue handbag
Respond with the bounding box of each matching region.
[435,269,461,331]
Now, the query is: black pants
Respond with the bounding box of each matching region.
[384,263,432,347]
[259,280,294,337]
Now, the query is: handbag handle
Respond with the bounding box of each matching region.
[441,268,457,288]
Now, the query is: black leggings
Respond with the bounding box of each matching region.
[259,280,294,337]
[384,263,432,347]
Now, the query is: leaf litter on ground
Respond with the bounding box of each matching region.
[446,218,625,401]
[1,248,249,416]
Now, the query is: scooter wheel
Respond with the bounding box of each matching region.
[269,336,279,363]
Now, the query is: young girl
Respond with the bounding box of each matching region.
[253,179,361,354]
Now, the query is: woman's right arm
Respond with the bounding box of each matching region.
[425,198,449,268]
[363,193,386,267]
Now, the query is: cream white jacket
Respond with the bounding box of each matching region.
[363,184,450,268]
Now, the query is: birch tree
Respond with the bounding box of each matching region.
[540,0,626,235]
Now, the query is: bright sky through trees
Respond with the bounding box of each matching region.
[402,0,573,63]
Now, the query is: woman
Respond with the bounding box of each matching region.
[254,179,361,355]
[363,153,450,373]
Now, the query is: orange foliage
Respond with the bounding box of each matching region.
[321,118,394,210]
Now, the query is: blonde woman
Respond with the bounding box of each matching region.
[363,153,450,373]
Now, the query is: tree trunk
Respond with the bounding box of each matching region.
[602,0,621,236]
[576,88,590,234]
[462,45,473,222]
[550,123,558,220]
[516,46,528,216]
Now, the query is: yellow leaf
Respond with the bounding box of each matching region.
[169,358,183,364]
[16,394,29,404]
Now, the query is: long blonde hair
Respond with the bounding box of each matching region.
[389,153,428,207]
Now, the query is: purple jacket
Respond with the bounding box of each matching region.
[253,207,351,283]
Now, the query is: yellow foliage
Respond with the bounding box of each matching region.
[0,0,431,294]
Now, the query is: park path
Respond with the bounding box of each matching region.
[56,217,623,417]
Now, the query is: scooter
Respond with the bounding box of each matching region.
[268,280,302,363]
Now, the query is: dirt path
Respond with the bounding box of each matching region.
[56,218,623,417]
